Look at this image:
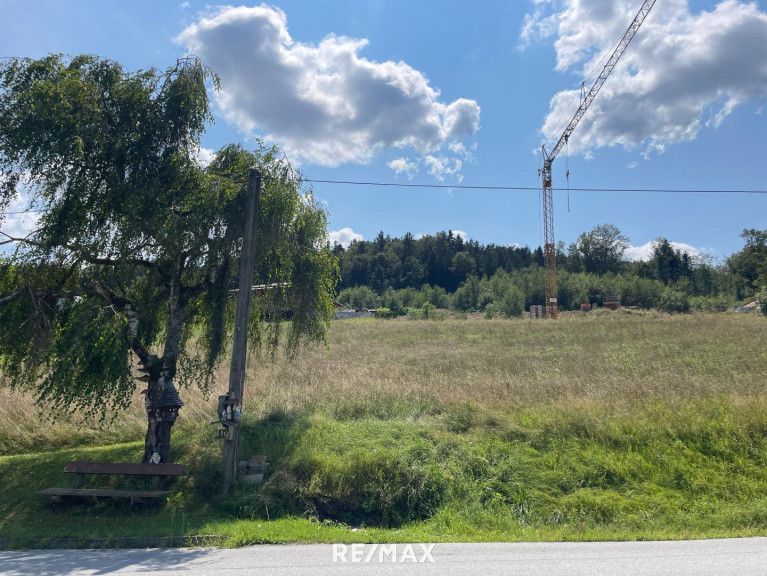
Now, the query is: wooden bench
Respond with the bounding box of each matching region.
[38,461,185,505]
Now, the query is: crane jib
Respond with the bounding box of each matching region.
[539,0,657,320]
[545,0,657,164]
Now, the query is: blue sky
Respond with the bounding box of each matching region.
[1,0,766,260]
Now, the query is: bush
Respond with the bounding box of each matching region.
[482,271,524,318]
[377,284,450,315]
[337,286,380,310]
[421,284,451,309]
[659,286,690,313]
[453,276,481,311]
[375,307,393,319]
[689,295,731,313]
[758,287,767,316]
[406,302,447,320]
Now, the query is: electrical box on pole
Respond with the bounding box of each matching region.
[539,0,657,319]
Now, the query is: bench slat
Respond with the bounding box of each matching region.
[38,488,170,498]
[63,461,184,476]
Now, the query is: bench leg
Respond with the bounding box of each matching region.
[71,474,85,489]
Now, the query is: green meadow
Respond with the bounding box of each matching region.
[2,311,766,547]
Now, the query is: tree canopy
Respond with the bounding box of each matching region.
[728,228,767,300]
[568,223,629,276]
[0,55,337,461]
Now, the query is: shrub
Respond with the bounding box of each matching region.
[758,287,767,316]
[689,295,731,313]
[453,276,481,311]
[659,286,690,313]
[406,302,447,320]
[375,307,393,319]
[337,286,380,310]
[482,271,524,318]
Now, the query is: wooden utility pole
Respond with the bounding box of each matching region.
[221,168,261,493]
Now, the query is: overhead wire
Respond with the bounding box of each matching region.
[2,181,767,222]
[304,179,767,195]
[4,209,44,215]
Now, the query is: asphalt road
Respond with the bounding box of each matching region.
[1,538,765,576]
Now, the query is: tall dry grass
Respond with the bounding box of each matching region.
[2,310,765,454]
[244,310,767,415]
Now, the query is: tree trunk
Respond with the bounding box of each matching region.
[143,393,177,464]
[142,271,185,464]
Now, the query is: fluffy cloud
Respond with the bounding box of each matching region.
[424,155,463,182]
[329,227,363,248]
[195,146,216,168]
[523,0,767,158]
[387,143,476,179]
[177,5,480,171]
[388,157,419,180]
[624,239,703,262]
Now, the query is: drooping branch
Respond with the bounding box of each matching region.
[0,273,152,368]
[0,286,25,306]
[1,231,162,275]
[87,255,158,270]
[0,228,42,246]
[0,285,89,304]
[180,281,210,301]
[90,279,150,364]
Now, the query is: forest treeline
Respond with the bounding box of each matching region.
[332,225,767,317]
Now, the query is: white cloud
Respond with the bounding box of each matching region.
[525,0,767,159]
[706,96,740,129]
[627,161,638,169]
[424,155,463,182]
[195,146,216,168]
[624,239,703,262]
[176,5,480,173]
[448,141,467,156]
[519,4,560,49]
[448,140,477,162]
[388,157,418,180]
[328,227,363,248]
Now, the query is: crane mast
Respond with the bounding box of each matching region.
[540,0,657,319]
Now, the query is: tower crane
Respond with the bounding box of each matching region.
[539,0,657,319]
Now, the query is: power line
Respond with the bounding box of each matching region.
[4,209,43,215]
[3,181,766,220]
[306,179,536,191]
[305,179,767,195]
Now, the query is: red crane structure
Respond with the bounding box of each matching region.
[539,0,657,319]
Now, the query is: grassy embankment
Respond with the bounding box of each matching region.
[1,310,766,547]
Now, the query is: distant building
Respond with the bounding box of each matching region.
[603,295,621,310]
[335,309,376,320]
[734,300,759,313]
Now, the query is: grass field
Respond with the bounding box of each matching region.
[1,310,766,547]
